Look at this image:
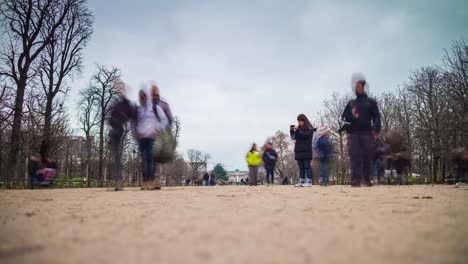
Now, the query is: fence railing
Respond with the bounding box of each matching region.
[0,178,144,189]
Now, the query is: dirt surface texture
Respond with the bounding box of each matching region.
[1,185,467,264]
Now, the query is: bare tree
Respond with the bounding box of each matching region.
[80,65,121,182]
[0,0,82,177]
[78,88,99,186]
[38,0,93,162]
[187,149,210,183]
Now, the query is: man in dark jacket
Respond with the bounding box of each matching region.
[262,142,278,186]
[342,73,381,187]
[108,81,136,191]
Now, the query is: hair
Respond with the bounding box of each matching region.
[297,114,312,128]
[250,143,257,153]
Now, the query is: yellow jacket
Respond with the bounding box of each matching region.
[246,151,262,166]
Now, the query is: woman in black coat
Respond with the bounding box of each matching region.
[290,114,315,187]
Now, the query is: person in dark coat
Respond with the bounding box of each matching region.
[342,73,381,187]
[262,142,278,186]
[203,172,210,186]
[108,81,136,191]
[290,114,315,187]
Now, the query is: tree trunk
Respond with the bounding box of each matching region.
[98,113,105,183]
[9,78,27,179]
[40,96,54,163]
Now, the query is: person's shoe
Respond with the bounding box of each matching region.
[302,182,313,187]
[295,182,303,187]
[351,183,360,187]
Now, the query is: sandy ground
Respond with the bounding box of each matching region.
[0,185,467,264]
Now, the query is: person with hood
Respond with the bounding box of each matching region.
[149,83,174,188]
[135,88,158,190]
[262,142,278,186]
[108,80,136,191]
[290,114,315,187]
[342,73,381,187]
[246,143,262,186]
[313,126,333,186]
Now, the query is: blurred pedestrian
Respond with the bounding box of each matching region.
[108,80,136,191]
[290,114,315,187]
[262,142,278,186]
[342,73,381,187]
[246,143,262,186]
[313,126,333,186]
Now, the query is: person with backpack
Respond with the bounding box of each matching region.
[246,143,262,186]
[262,142,278,186]
[149,83,174,188]
[342,73,381,187]
[290,114,315,187]
[313,126,333,186]
[134,84,173,190]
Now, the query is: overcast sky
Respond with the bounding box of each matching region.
[69,0,467,171]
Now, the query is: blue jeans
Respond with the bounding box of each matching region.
[266,168,275,184]
[204,179,209,186]
[139,138,155,181]
[297,159,313,181]
[320,159,329,185]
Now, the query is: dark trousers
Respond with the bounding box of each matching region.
[266,168,275,184]
[139,138,155,181]
[110,129,124,182]
[349,133,373,185]
[320,159,329,184]
[248,166,259,185]
[297,159,312,180]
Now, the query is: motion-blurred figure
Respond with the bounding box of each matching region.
[451,147,467,184]
[313,126,333,186]
[372,137,387,184]
[290,114,315,187]
[108,81,136,191]
[342,73,381,187]
[384,132,409,185]
[262,141,278,186]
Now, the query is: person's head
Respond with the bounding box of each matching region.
[250,143,257,152]
[150,82,160,101]
[297,114,311,128]
[266,142,273,150]
[139,89,148,106]
[355,80,366,96]
[351,72,369,96]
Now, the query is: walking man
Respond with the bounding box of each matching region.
[342,73,381,187]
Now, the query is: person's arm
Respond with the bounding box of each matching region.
[294,128,313,139]
[342,101,353,122]
[290,128,296,139]
[262,152,267,162]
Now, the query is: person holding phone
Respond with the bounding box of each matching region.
[290,114,315,187]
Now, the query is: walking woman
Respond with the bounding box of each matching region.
[246,143,262,186]
[290,114,315,187]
